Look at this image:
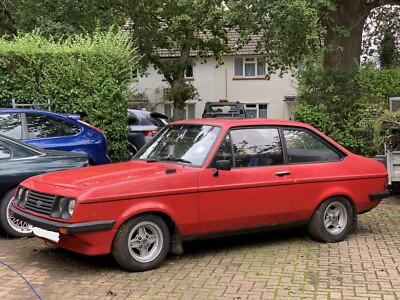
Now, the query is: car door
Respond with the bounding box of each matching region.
[281,127,347,220]
[197,127,294,234]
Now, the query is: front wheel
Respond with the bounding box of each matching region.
[112,214,170,272]
[308,197,353,243]
[0,188,33,238]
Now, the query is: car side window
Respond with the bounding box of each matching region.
[0,113,23,139]
[283,129,342,163]
[230,127,283,168]
[26,113,81,139]
[0,144,11,159]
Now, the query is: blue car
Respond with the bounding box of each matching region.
[0,108,111,165]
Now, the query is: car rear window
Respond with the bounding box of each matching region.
[128,111,166,127]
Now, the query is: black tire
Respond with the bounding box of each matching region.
[307,197,353,243]
[0,188,33,238]
[112,214,170,272]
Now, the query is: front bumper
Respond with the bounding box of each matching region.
[10,206,115,234]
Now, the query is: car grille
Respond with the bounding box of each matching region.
[25,190,56,216]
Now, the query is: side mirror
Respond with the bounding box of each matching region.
[213,160,231,177]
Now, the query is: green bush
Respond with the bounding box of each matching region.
[293,67,396,157]
[0,29,139,162]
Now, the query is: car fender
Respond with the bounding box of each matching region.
[107,196,197,237]
[293,185,355,220]
[305,186,355,217]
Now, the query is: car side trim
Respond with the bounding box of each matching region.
[369,191,390,201]
[10,206,115,234]
[181,220,309,241]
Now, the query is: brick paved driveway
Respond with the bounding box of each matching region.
[0,197,399,300]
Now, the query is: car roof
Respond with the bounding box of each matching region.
[0,108,80,120]
[128,108,168,119]
[171,118,310,128]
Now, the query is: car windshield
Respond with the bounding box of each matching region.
[135,124,221,167]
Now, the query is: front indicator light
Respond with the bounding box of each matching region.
[59,228,68,234]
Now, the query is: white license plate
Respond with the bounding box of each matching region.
[33,227,60,243]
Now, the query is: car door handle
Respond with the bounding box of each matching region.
[275,171,291,177]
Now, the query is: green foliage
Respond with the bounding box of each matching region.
[228,0,335,75]
[363,5,400,66]
[0,0,126,39]
[293,67,391,156]
[379,30,400,68]
[357,64,400,105]
[0,29,139,162]
[123,0,242,119]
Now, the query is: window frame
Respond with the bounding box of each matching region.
[279,126,346,164]
[25,113,81,139]
[209,125,347,169]
[210,126,284,169]
[234,57,266,78]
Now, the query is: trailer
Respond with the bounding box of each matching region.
[375,129,400,190]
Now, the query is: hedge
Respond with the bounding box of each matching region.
[0,28,139,162]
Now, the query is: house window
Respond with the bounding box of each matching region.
[185,66,194,79]
[244,103,268,118]
[163,88,171,102]
[164,103,196,119]
[234,57,266,77]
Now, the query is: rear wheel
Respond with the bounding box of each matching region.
[0,188,33,238]
[308,197,353,242]
[112,214,169,272]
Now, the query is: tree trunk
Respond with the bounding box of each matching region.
[322,0,370,70]
[323,0,400,70]
[171,105,185,121]
[170,77,186,121]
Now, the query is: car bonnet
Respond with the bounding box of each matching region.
[20,160,199,203]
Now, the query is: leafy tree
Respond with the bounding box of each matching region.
[2,0,400,121]
[122,0,239,120]
[378,30,399,68]
[0,0,126,38]
[227,1,399,72]
[363,4,400,68]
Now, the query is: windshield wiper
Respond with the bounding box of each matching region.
[159,156,192,164]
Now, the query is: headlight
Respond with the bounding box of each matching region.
[58,197,67,214]
[15,187,29,208]
[68,199,76,216]
[17,188,24,201]
[51,196,77,220]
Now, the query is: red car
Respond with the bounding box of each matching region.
[11,119,389,272]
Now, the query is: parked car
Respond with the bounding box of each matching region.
[202,100,247,118]
[127,108,168,159]
[0,134,88,237]
[0,108,111,165]
[11,118,388,271]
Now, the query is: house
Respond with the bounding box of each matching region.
[134,32,298,120]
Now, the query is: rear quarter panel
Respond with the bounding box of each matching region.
[288,154,388,220]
